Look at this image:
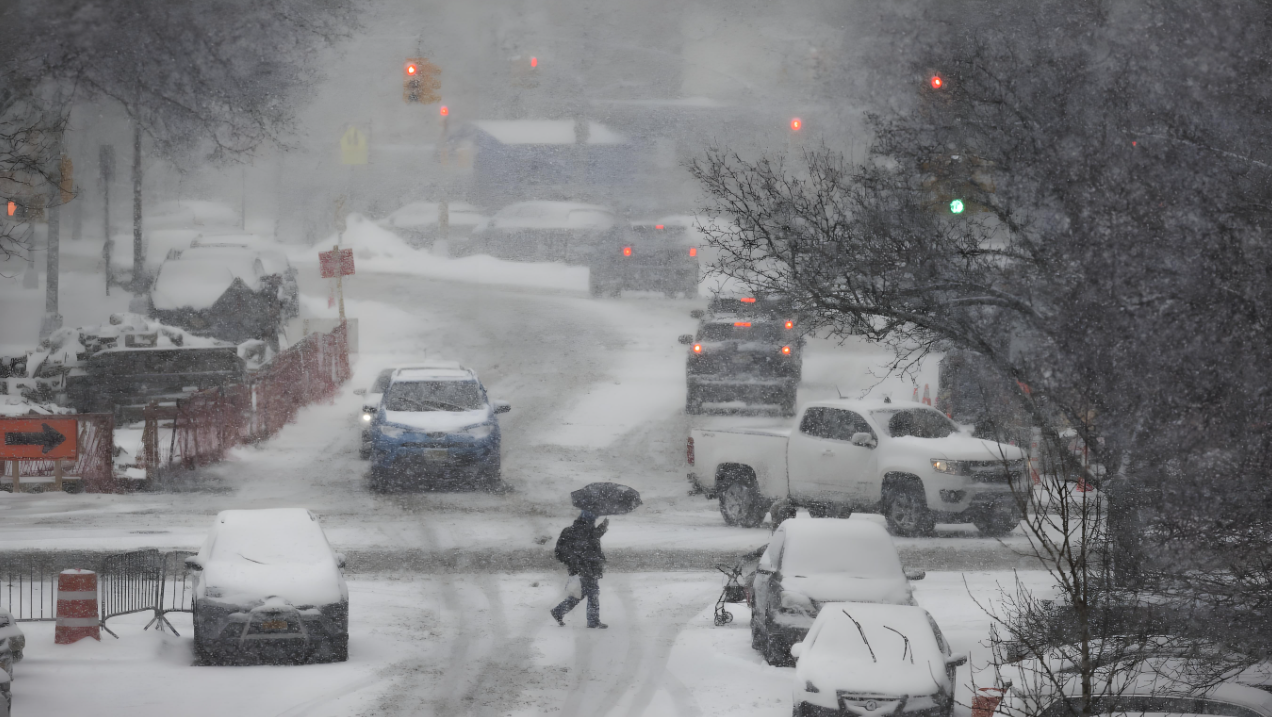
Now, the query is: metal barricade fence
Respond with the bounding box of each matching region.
[2,549,197,636]
[0,557,59,621]
[99,549,163,636]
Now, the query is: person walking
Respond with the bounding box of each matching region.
[550,510,609,629]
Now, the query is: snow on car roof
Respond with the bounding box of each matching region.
[150,261,243,311]
[805,398,929,412]
[393,366,473,382]
[780,518,905,577]
[210,508,330,564]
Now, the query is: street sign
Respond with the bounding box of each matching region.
[319,247,355,278]
[340,126,368,165]
[1,418,77,460]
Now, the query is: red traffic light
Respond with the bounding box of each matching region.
[790,118,802,131]
[689,247,697,257]
[439,106,449,116]
[930,75,943,89]
[622,246,632,257]
[406,63,418,76]
[530,56,538,68]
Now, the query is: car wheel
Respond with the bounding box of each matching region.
[769,499,798,529]
[884,479,936,537]
[719,481,766,528]
[368,467,392,493]
[972,503,1021,537]
[779,388,797,417]
[477,460,502,492]
[588,268,604,297]
[358,444,371,460]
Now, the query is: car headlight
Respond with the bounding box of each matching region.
[361,412,373,423]
[379,426,407,439]
[932,459,971,475]
[780,591,816,616]
[461,423,494,439]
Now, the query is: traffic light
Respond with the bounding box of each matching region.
[790,118,802,131]
[930,75,944,89]
[949,199,965,214]
[530,56,538,68]
[439,105,449,116]
[403,58,442,104]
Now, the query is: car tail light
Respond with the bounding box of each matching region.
[784,320,794,329]
[740,297,756,303]
[623,246,632,257]
[689,247,697,257]
[692,343,703,354]
[687,437,695,465]
[781,345,792,355]
[655,224,665,230]
[734,322,751,327]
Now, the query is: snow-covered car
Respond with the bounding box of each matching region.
[459,201,615,264]
[588,220,700,298]
[994,655,1272,717]
[149,251,286,345]
[188,508,349,665]
[0,636,11,680]
[379,200,486,249]
[790,602,966,717]
[751,519,922,666]
[0,653,9,717]
[0,610,23,664]
[689,399,1028,535]
[368,363,510,491]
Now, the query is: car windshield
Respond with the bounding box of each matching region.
[872,408,958,438]
[813,613,930,664]
[369,369,394,394]
[209,515,332,565]
[384,380,484,412]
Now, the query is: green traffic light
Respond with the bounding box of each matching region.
[949,199,965,214]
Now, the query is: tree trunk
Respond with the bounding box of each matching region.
[132,119,144,291]
[41,135,63,338]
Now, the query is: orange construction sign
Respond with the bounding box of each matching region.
[0,418,78,460]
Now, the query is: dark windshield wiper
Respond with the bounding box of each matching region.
[883,625,913,663]
[843,610,877,663]
[237,553,266,565]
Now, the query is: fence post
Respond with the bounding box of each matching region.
[53,459,63,492]
[10,458,19,493]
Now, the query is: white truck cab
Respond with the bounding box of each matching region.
[687,398,1027,536]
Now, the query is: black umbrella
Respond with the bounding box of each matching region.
[571,482,642,516]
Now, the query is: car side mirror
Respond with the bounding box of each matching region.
[678,334,694,345]
[690,309,704,319]
[335,552,347,568]
[493,400,511,414]
[946,652,968,667]
[790,642,805,659]
[904,569,926,581]
[850,432,876,447]
[185,556,204,571]
[353,388,366,396]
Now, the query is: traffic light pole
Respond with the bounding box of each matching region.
[333,243,346,324]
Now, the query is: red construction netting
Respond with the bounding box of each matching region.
[142,324,350,480]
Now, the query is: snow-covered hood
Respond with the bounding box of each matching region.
[798,646,949,698]
[783,574,913,606]
[200,559,346,608]
[892,434,1026,462]
[383,407,491,433]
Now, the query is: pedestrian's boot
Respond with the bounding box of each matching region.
[588,622,608,629]
[550,608,565,626]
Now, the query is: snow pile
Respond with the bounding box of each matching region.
[0,396,74,416]
[290,213,589,293]
[23,312,231,380]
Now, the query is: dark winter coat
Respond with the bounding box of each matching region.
[554,516,607,578]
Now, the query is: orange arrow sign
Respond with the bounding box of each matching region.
[0,418,78,460]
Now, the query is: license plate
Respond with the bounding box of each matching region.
[260,619,289,631]
[423,449,449,460]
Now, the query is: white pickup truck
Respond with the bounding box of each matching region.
[686,398,1027,536]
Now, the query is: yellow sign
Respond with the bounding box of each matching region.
[340,126,368,165]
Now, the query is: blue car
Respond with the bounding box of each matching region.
[368,362,510,491]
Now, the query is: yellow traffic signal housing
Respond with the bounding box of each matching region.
[403,58,442,104]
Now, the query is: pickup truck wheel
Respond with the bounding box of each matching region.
[884,481,936,537]
[769,499,798,528]
[972,503,1021,537]
[764,630,794,667]
[719,482,765,527]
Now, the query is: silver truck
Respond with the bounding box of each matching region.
[686,398,1027,536]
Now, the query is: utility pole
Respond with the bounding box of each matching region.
[132,118,144,292]
[40,133,64,338]
[100,145,115,296]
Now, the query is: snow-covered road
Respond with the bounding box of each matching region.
[10,570,1055,717]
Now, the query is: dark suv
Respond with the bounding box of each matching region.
[678,296,803,415]
[589,222,699,298]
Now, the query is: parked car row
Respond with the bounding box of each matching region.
[354,361,511,492]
